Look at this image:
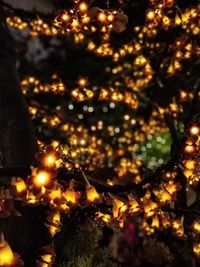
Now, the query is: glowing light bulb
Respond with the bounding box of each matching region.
[43,153,56,168]
[98,12,107,23]
[96,212,111,223]
[183,168,193,179]
[193,220,200,233]
[143,200,158,217]
[129,198,140,214]
[48,188,62,204]
[0,234,14,266]
[78,2,88,13]
[61,13,71,22]
[63,188,76,205]
[184,160,196,169]
[12,177,27,195]
[190,125,199,135]
[184,144,195,154]
[78,77,88,87]
[152,215,159,228]
[147,10,155,20]
[112,199,126,218]
[33,170,51,187]
[86,185,99,202]
[193,243,200,256]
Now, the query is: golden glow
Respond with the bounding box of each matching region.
[193,243,200,256]
[86,185,100,202]
[143,200,158,217]
[184,160,196,170]
[33,170,51,187]
[193,220,200,234]
[190,125,199,135]
[63,188,76,205]
[184,144,195,154]
[96,212,111,223]
[12,177,27,194]
[0,234,14,266]
[78,77,88,87]
[43,153,57,168]
[78,2,88,13]
[98,13,107,23]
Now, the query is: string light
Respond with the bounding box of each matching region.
[0,233,14,266]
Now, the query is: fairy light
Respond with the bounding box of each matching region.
[33,170,51,188]
[43,154,57,168]
[193,219,200,234]
[78,2,88,13]
[12,177,27,195]
[193,243,200,256]
[0,233,14,266]
[86,185,100,203]
[184,144,195,154]
[190,125,199,135]
[97,12,107,23]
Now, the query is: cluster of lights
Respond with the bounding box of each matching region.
[6,1,127,37]
[21,76,139,110]
[96,176,181,233]
[115,158,142,184]
[0,232,23,267]
[183,125,200,184]
[1,0,199,265]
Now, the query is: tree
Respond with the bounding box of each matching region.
[0,0,199,266]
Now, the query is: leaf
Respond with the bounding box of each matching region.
[112,12,128,33]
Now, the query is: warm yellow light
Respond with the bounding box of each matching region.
[193,220,200,233]
[61,13,71,22]
[71,19,79,29]
[172,219,181,230]
[78,77,88,87]
[86,185,99,202]
[78,2,88,13]
[129,198,140,214]
[184,160,196,170]
[60,203,70,212]
[151,215,159,228]
[12,177,27,194]
[63,188,76,205]
[190,126,199,135]
[34,170,51,187]
[161,190,172,203]
[49,225,59,236]
[143,200,158,217]
[193,243,200,256]
[183,168,193,179]
[44,154,56,168]
[0,235,14,266]
[112,199,126,218]
[147,10,155,20]
[41,254,52,263]
[48,188,62,204]
[26,190,37,205]
[162,216,171,228]
[98,13,107,23]
[52,212,60,224]
[165,183,181,195]
[184,144,195,154]
[96,212,111,223]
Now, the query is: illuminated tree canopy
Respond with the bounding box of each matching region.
[0,0,199,266]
